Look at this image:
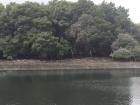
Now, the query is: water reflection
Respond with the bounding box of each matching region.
[0,75,138,105]
[130,77,140,105]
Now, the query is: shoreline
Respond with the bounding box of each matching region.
[0,58,140,77]
[0,57,140,70]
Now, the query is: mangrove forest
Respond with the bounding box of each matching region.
[0,0,140,60]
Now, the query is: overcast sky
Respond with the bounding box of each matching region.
[0,0,140,23]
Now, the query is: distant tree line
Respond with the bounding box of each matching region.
[0,0,140,60]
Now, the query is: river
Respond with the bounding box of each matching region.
[0,72,140,105]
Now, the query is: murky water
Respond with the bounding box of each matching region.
[0,74,140,105]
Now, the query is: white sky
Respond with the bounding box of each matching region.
[0,0,140,23]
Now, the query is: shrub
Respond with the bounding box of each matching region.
[7,56,13,60]
[111,48,132,60]
[111,33,139,51]
[131,46,140,61]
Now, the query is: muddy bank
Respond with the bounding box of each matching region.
[0,58,140,70]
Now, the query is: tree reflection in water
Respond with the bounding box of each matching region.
[0,75,137,105]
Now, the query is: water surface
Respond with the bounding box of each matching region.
[0,74,140,105]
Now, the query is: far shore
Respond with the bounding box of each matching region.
[0,57,140,71]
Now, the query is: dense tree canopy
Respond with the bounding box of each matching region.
[0,0,140,59]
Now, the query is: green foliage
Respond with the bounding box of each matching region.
[0,38,6,58]
[47,0,74,37]
[111,48,132,60]
[111,33,139,51]
[0,36,23,59]
[31,32,71,59]
[131,46,140,61]
[0,0,139,60]
[67,14,95,56]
